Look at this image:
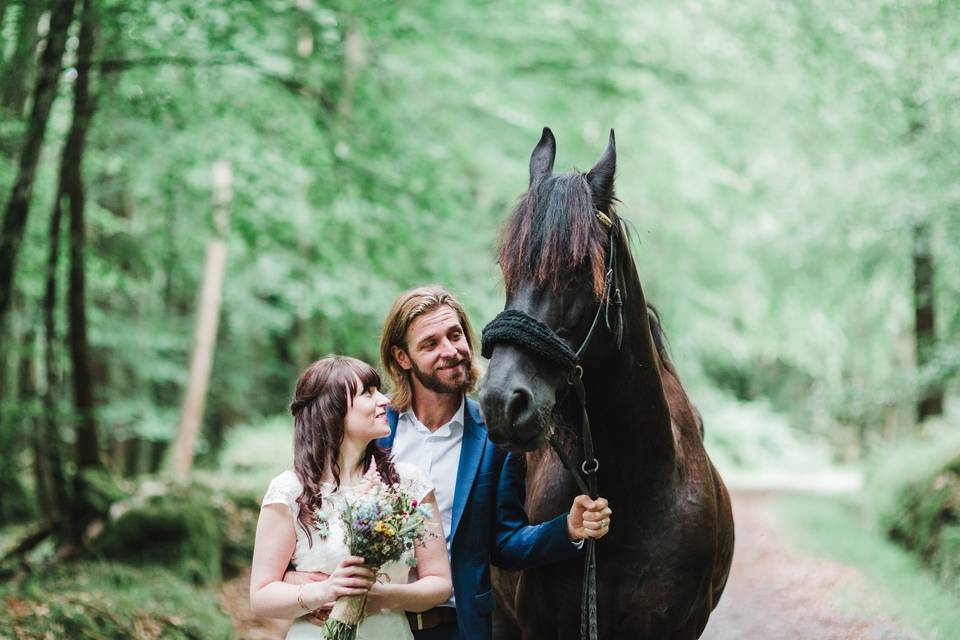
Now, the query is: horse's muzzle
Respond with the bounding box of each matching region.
[479,384,548,452]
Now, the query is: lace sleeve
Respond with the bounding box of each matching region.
[395,462,434,503]
[261,470,302,520]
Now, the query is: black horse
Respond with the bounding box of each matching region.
[479,128,734,639]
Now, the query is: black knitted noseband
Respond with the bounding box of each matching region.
[481,309,578,371]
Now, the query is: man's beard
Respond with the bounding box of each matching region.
[411,357,471,395]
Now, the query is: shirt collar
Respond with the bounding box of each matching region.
[399,396,465,436]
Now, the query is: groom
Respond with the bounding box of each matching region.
[375,285,612,640]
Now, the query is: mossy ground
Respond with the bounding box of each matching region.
[0,562,233,639]
[0,474,262,639]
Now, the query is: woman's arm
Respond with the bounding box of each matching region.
[249,504,374,618]
[365,490,452,614]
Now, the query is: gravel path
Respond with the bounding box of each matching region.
[701,491,923,640]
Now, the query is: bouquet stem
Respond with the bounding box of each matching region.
[323,591,369,640]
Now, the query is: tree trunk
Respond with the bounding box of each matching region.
[20,325,53,515]
[63,0,99,482]
[1,0,42,116]
[0,0,77,330]
[171,161,231,476]
[0,314,33,523]
[912,221,943,422]
[120,436,141,476]
[337,27,364,119]
[40,185,70,525]
[295,0,314,62]
[0,1,8,56]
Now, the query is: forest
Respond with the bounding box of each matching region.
[0,1,958,638]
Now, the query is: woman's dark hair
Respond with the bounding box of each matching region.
[291,355,399,543]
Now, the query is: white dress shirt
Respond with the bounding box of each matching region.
[390,397,465,606]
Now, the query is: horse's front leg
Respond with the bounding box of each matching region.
[519,616,582,640]
[493,607,522,640]
[516,570,582,640]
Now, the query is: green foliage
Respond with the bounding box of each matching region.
[0,562,232,639]
[0,472,35,524]
[887,453,960,590]
[92,475,261,581]
[212,414,293,493]
[218,489,261,578]
[97,492,223,584]
[699,387,832,473]
[3,1,960,633]
[862,419,960,520]
[2,0,960,531]
[78,468,131,516]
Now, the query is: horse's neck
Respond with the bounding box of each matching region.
[582,254,675,487]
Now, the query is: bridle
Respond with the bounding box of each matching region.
[480,211,624,640]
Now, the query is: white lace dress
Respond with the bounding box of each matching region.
[261,462,433,640]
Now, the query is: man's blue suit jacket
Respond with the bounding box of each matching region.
[380,398,581,639]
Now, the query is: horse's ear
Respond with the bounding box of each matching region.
[587,129,616,211]
[529,127,556,186]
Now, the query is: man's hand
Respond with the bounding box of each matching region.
[363,581,394,615]
[567,495,612,541]
[283,568,329,586]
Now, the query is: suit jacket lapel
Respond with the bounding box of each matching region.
[379,408,399,450]
[449,401,485,543]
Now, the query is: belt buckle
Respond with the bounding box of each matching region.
[417,612,424,631]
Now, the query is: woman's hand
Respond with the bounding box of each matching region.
[301,556,376,608]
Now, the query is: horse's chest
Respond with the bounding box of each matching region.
[524,462,577,521]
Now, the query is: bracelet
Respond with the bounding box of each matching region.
[297,584,312,611]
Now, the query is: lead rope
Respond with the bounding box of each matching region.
[569,223,616,640]
[548,370,598,640]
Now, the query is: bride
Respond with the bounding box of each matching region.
[250,355,452,639]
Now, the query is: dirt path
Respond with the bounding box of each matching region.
[701,491,923,640]
[220,490,924,639]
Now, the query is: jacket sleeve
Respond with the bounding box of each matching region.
[491,451,584,570]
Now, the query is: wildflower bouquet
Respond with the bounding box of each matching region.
[324,465,434,640]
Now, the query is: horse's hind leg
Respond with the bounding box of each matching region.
[492,608,522,640]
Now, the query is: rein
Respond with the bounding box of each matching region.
[481,212,623,640]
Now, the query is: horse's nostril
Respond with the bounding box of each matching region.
[506,388,533,425]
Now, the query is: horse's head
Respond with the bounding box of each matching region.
[480,127,620,452]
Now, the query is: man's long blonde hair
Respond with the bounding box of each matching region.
[379,285,480,412]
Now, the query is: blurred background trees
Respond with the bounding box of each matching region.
[0,0,957,610]
[1,0,958,513]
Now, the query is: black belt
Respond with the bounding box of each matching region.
[407,606,457,631]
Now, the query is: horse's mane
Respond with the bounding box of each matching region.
[498,172,613,298]
[647,303,680,378]
[497,174,678,382]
